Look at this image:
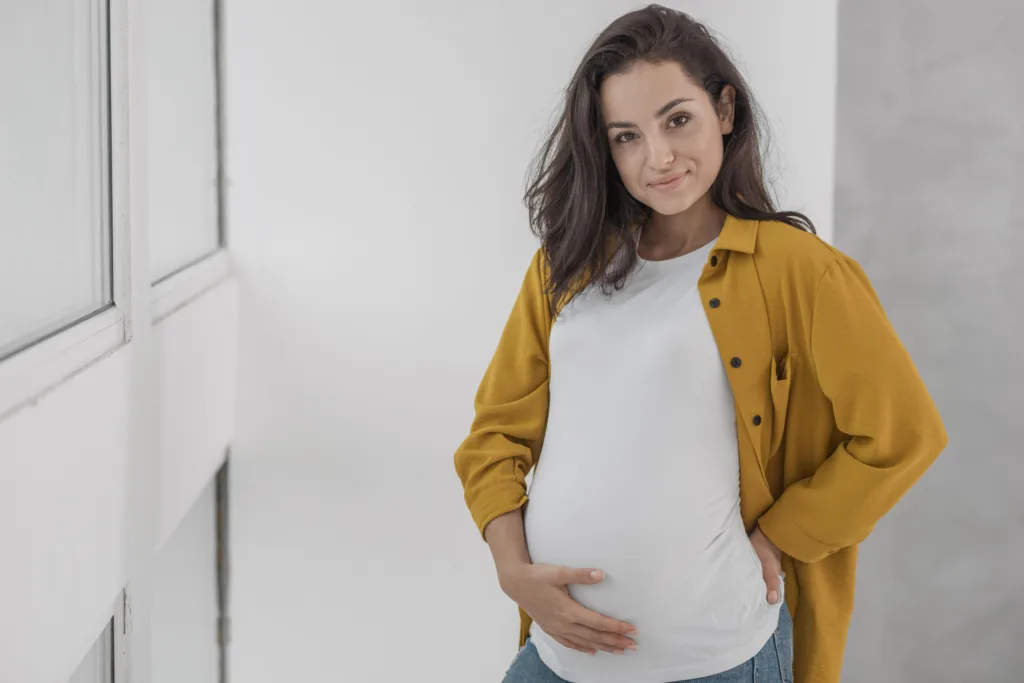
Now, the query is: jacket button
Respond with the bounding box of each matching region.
[710,255,719,267]
[730,357,742,368]
[709,298,721,308]
[753,415,762,426]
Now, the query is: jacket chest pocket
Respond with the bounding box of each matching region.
[769,354,792,460]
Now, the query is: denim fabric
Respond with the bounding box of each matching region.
[502,606,793,683]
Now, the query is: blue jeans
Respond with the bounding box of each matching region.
[502,606,793,683]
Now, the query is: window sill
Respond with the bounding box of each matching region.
[152,249,232,324]
[0,250,233,422]
[0,306,126,421]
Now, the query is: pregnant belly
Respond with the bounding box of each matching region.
[522,494,771,639]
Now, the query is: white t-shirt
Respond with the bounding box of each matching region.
[523,239,781,683]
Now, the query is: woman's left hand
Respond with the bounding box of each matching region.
[750,526,784,604]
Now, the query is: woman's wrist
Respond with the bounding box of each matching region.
[485,509,533,584]
[752,523,783,562]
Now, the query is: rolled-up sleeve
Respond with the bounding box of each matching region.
[454,249,553,540]
[758,256,948,563]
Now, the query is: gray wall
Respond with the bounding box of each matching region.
[835,2,1024,680]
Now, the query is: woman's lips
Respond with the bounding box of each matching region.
[650,173,684,190]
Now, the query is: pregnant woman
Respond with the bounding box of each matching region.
[453,6,947,683]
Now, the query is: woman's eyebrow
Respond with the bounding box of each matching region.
[605,97,695,130]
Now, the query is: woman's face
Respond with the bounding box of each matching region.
[599,60,734,217]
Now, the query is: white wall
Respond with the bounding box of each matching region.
[683,1,837,241]
[228,0,836,463]
[835,2,1024,679]
[224,1,837,681]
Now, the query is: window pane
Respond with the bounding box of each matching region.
[67,618,114,683]
[152,478,219,683]
[147,0,220,283]
[0,0,113,360]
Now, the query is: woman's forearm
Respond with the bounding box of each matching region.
[484,508,532,586]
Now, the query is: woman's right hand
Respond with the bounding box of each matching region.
[498,563,638,655]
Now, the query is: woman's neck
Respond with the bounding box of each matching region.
[638,194,726,262]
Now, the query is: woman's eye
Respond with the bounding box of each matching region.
[613,117,685,144]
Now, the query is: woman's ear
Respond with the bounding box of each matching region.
[718,84,736,135]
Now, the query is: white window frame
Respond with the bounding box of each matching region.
[0,0,126,421]
[152,249,231,324]
[149,0,231,322]
[0,0,231,421]
[113,589,130,683]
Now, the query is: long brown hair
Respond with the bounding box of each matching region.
[524,4,815,311]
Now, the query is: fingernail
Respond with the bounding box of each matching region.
[768,591,779,604]
[590,570,603,580]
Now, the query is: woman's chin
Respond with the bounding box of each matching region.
[647,194,699,216]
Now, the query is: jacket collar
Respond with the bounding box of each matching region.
[714,214,760,254]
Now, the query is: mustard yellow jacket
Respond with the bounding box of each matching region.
[454,214,947,683]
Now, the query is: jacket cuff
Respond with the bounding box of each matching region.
[470,484,529,541]
[757,501,837,564]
